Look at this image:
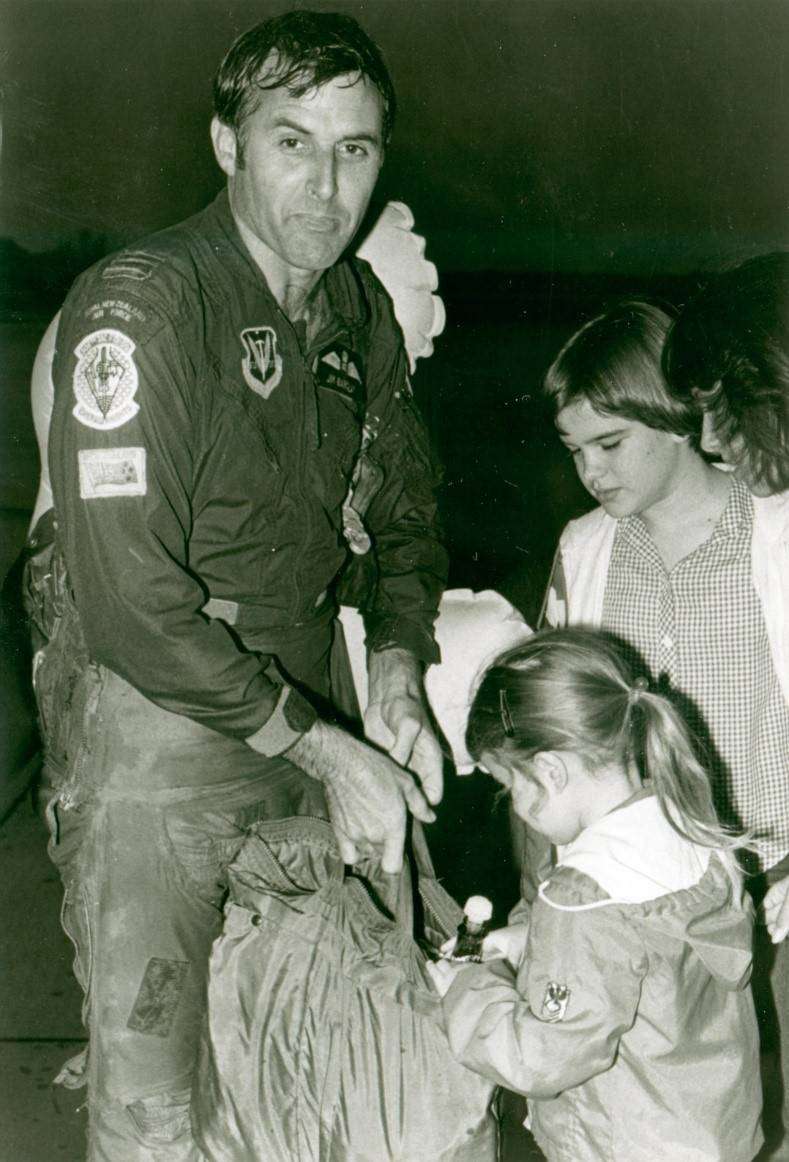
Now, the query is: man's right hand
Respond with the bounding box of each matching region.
[286,720,436,874]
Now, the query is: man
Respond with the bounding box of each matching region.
[539,299,789,1157]
[33,12,448,1158]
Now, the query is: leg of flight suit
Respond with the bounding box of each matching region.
[50,759,327,1162]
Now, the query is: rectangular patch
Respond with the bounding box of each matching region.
[78,447,146,499]
[314,347,364,408]
[127,958,189,1038]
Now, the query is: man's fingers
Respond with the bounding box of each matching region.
[336,833,358,866]
[327,806,359,866]
[412,731,444,805]
[389,715,421,767]
[364,708,394,752]
[380,814,406,875]
[398,773,436,824]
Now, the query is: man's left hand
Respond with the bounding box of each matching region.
[365,647,443,806]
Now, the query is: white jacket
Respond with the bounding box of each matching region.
[546,493,789,706]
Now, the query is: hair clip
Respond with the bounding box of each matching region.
[499,688,515,737]
[628,675,649,707]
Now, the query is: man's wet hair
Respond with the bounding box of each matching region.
[543,300,699,438]
[213,10,396,149]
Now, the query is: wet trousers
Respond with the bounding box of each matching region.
[42,607,345,1160]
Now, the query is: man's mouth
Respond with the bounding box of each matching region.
[295,214,340,234]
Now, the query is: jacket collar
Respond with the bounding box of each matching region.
[203,189,370,342]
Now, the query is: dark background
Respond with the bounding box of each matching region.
[1,0,788,902]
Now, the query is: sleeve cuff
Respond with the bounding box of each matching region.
[364,615,441,667]
[245,685,317,757]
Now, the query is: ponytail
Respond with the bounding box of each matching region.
[628,686,755,883]
[467,627,760,887]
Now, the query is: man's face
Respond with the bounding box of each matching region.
[556,397,688,520]
[216,72,384,280]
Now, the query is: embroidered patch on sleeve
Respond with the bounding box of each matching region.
[541,981,571,1023]
[101,251,159,283]
[78,447,146,499]
[72,329,140,429]
[84,299,147,326]
[127,958,189,1038]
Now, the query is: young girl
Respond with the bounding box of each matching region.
[428,627,763,1162]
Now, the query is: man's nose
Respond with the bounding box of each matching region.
[700,411,722,455]
[307,151,337,202]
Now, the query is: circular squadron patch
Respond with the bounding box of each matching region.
[72,329,140,429]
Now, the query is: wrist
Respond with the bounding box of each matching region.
[286,719,346,787]
[368,646,424,700]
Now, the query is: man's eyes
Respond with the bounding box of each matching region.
[339,142,370,159]
[599,439,622,450]
[277,139,371,158]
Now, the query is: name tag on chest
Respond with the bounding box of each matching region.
[314,346,365,409]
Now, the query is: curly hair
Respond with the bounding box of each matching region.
[665,252,789,494]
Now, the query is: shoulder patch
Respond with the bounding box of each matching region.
[78,447,146,499]
[84,298,148,327]
[72,329,139,430]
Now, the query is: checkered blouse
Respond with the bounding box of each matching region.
[601,479,789,872]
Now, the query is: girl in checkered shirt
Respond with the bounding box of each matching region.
[428,627,762,1162]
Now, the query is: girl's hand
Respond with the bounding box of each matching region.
[764,874,789,943]
[426,957,466,997]
[481,923,530,968]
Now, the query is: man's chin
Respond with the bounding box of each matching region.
[285,237,353,274]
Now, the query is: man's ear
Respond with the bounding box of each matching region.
[533,750,569,793]
[211,116,238,178]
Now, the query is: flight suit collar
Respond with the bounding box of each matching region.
[203,189,370,350]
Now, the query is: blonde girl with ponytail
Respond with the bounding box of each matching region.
[428,627,763,1162]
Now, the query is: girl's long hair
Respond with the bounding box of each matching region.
[467,627,753,877]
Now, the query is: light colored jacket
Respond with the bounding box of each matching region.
[546,491,789,704]
[442,792,763,1162]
